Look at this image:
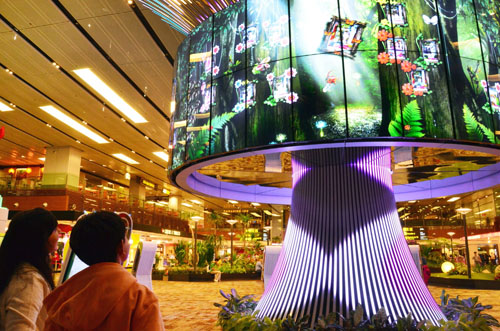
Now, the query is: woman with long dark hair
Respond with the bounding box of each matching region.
[0,208,59,330]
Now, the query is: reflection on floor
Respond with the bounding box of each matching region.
[152,280,500,330]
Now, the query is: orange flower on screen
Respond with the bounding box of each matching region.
[402,83,414,96]
[377,30,390,41]
[401,60,413,72]
[378,52,390,64]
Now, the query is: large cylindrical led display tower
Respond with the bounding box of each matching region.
[162,0,500,326]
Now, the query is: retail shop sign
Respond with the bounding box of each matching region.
[403,227,427,240]
[142,179,156,189]
[162,228,181,236]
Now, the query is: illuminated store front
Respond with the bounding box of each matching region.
[160,0,500,326]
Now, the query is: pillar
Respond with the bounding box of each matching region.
[129,175,146,203]
[255,147,445,325]
[168,195,180,211]
[41,146,82,190]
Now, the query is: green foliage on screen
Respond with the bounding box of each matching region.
[388,101,425,138]
[463,105,497,143]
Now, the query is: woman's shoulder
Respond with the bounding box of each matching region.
[10,263,50,291]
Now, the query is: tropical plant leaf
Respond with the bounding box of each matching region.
[388,101,425,137]
[187,129,209,160]
[478,123,496,144]
[211,112,236,131]
[402,100,423,124]
[463,104,484,142]
[388,119,403,137]
[210,112,236,150]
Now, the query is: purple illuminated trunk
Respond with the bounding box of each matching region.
[255,147,444,325]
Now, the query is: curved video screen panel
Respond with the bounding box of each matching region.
[170,0,500,169]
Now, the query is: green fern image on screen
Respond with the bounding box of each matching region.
[388,100,425,138]
[463,104,496,144]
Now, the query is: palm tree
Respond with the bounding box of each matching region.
[236,213,253,249]
[209,212,225,235]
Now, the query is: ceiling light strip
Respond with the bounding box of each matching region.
[0,100,13,111]
[1,103,168,184]
[0,15,170,149]
[153,151,170,162]
[2,92,164,172]
[40,106,109,144]
[112,153,140,165]
[0,57,169,155]
[51,0,170,122]
[73,69,147,124]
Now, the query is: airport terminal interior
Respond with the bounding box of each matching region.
[0,0,500,330]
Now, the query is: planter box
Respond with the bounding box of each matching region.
[152,273,164,281]
[429,276,500,289]
[167,272,260,281]
[222,272,261,281]
[168,273,189,281]
[188,273,214,282]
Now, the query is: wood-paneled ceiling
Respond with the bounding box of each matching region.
[0,0,185,194]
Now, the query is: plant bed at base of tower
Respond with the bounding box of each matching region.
[214,289,500,330]
[167,272,260,281]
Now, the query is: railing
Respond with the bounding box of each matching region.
[0,179,190,233]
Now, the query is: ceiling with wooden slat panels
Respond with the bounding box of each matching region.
[0,0,236,209]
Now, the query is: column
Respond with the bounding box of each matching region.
[255,147,445,325]
[168,195,180,211]
[41,146,82,190]
[129,175,146,201]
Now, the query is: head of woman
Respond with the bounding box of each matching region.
[0,208,58,294]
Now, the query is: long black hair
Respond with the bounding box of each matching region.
[0,208,58,294]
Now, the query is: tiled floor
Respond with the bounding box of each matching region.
[153,280,500,330]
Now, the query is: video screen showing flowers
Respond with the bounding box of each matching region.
[186,17,213,161]
[246,59,293,147]
[212,2,245,80]
[170,38,190,169]
[247,0,290,67]
[210,70,246,155]
[291,54,347,141]
[437,0,498,144]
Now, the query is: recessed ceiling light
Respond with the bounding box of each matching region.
[228,200,238,204]
[251,202,261,206]
[447,197,460,202]
[153,151,169,162]
[73,68,147,123]
[181,202,193,207]
[263,210,272,215]
[191,199,201,204]
[39,106,109,144]
[38,157,45,161]
[0,100,13,111]
[250,212,261,217]
[112,153,139,165]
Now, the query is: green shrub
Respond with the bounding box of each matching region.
[214,289,500,330]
